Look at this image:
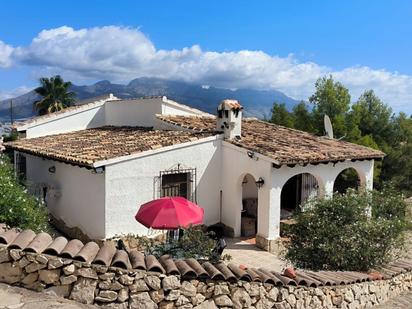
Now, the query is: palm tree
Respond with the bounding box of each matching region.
[33,75,76,115]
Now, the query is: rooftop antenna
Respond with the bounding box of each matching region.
[324,114,334,139]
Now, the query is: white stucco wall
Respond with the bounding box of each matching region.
[105,99,163,127]
[161,98,210,116]
[104,137,222,238]
[221,142,274,238]
[22,97,207,139]
[24,154,105,239]
[220,141,375,241]
[266,159,375,240]
[24,105,106,138]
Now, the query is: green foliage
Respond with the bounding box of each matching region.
[147,226,230,263]
[0,155,49,232]
[270,102,294,127]
[292,101,316,133]
[309,75,351,137]
[333,168,360,194]
[34,75,76,115]
[269,75,412,196]
[349,90,394,146]
[3,130,18,142]
[285,187,407,271]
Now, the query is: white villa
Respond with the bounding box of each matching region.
[6,95,383,252]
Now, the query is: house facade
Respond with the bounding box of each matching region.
[6,95,383,252]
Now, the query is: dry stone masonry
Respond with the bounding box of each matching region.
[1,226,412,308]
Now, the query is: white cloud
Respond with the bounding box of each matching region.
[0,86,32,100]
[0,40,14,68]
[2,25,412,113]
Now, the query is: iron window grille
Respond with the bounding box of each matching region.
[157,164,197,203]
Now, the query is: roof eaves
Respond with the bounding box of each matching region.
[14,100,106,131]
[222,140,280,165]
[93,134,222,168]
[7,147,94,169]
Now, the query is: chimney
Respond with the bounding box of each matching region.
[216,99,243,140]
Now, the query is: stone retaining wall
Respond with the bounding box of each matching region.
[1,247,412,308]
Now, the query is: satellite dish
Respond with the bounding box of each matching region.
[324,115,334,139]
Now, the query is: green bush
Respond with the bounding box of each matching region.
[0,154,49,232]
[147,226,230,263]
[285,186,407,271]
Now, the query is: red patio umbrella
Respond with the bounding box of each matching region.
[135,197,204,229]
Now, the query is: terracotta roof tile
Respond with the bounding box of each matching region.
[0,226,411,286]
[218,99,243,110]
[5,126,214,167]
[156,115,384,165]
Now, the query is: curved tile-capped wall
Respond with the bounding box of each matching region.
[24,232,53,253]
[145,255,164,273]
[61,239,84,259]
[74,241,100,263]
[175,260,197,279]
[0,226,412,288]
[129,249,145,270]
[0,229,19,245]
[8,230,36,249]
[159,255,179,275]
[43,236,68,255]
[93,242,116,266]
[185,258,209,279]
[112,249,131,269]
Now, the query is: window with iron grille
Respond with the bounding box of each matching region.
[159,165,197,202]
[15,153,26,181]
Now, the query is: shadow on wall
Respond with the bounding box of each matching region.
[86,105,106,129]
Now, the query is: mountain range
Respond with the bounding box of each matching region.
[0,77,299,122]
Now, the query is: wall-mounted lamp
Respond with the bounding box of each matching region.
[255,177,265,189]
[48,166,56,174]
[247,151,255,159]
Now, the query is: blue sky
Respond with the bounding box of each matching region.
[0,0,411,113]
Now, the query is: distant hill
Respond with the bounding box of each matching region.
[0,77,299,122]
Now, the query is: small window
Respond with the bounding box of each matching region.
[161,172,190,199]
[159,167,197,202]
[224,110,229,118]
[218,110,223,118]
[234,110,239,117]
[15,153,27,181]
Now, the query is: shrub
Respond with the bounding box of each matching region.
[285,186,407,271]
[147,225,231,263]
[0,154,49,232]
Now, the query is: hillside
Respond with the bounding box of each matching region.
[0,77,299,121]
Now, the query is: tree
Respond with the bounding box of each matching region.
[381,113,412,195]
[350,90,393,147]
[34,75,76,115]
[309,75,351,136]
[292,101,316,133]
[270,102,294,127]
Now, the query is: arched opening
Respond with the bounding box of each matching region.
[281,173,319,219]
[241,174,258,237]
[333,168,361,194]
